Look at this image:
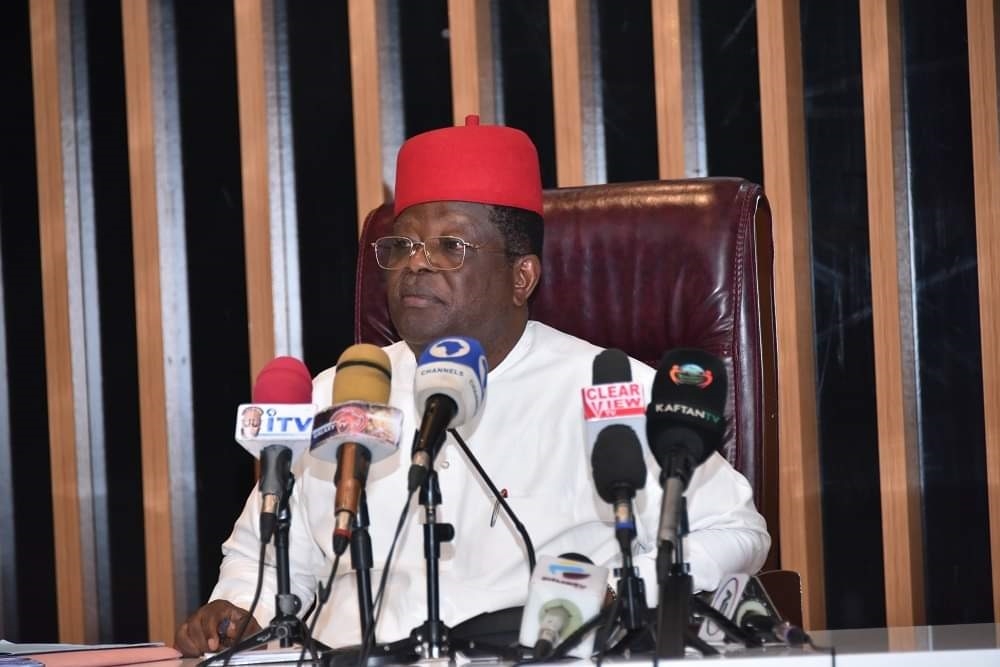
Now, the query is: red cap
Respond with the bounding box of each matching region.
[252,356,313,403]
[393,114,543,216]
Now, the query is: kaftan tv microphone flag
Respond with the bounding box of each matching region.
[645,348,727,477]
[234,356,317,542]
[310,344,403,556]
[645,348,727,562]
[580,348,649,455]
[408,336,488,492]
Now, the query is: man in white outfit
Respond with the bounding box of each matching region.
[175,115,770,656]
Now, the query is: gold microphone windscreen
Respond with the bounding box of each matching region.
[332,343,392,404]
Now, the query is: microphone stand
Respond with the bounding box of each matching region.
[605,498,651,654]
[202,474,316,666]
[352,490,375,640]
[328,434,454,667]
[414,467,455,658]
[655,490,693,660]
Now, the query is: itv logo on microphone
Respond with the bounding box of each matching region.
[238,404,314,439]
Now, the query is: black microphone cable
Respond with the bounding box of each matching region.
[206,541,267,667]
[449,428,537,573]
[294,553,341,666]
[355,489,419,667]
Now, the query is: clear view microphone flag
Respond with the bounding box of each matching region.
[582,348,649,455]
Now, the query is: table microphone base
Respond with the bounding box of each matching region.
[322,621,450,667]
[198,614,316,667]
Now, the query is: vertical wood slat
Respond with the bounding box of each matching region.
[28,0,86,642]
[755,0,826,630]
[966,0,1000,623]
[349,0,387,233]
[447,0,495,124]
[234,0,276,377]
[120,0,178,643]
[651,0,700,179]
[859,0,926,627]
[548,0,603,186]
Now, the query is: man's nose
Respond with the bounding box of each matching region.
[404,242,435,271]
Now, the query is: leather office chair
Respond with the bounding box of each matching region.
[354,177,794,623]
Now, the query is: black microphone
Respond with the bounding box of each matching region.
[697,572,809,647]
[741,613,809,646]
[591,424,647,550]
[645,348,727,563]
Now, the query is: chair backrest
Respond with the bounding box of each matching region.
[355,177,780,570]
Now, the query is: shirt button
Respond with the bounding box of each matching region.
[441,460,450,469]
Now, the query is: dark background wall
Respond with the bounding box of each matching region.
[0,0,991,640]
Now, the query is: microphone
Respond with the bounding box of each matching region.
[234,356,316,543]
[645,348,727,559]
[581,348,648,455]
[310,344,402,556]
[583,348,648,548]
[408,336,488,492]
[591,424,647,547]
[517,554,609,659]
[697,573,808,647]
[742,613,809,647]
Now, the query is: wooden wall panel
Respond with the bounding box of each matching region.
[28,0,87,642]
[755,0,826,630]
[120,0,175,642]
[651,0,704,178]
[548,0,603,186]
[859,0,925,627]
[448,0,495,124]
[349,0,388,232]
[966,0,1000,623]
[18,0,1000,641]
[234,0,277,376]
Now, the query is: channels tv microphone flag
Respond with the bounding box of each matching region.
[234,356,316,542]
[409,336,488,491]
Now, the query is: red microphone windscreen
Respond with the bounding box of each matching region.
[252,356,313,403]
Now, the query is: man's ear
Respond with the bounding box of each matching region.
[511,255,542,307]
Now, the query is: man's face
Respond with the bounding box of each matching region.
[385,201,522,354]
[241,407,262,437]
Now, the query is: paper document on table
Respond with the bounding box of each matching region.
[0,640,180,666]
[201,647,320,665]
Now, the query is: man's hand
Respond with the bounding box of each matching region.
[174,599,263,657]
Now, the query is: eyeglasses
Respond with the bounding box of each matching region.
[371,235,500,270]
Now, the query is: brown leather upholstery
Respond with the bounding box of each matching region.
[355,177,780,571]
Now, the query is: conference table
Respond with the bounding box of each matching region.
[150,623,1000,666]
